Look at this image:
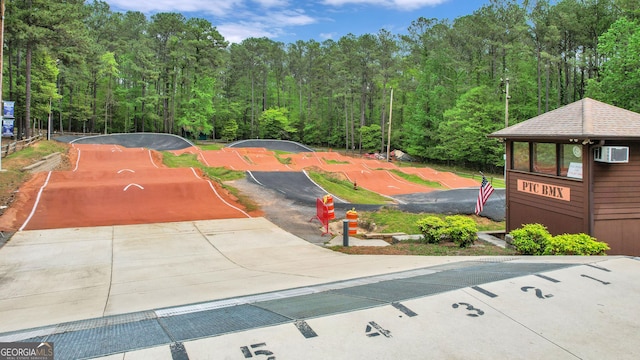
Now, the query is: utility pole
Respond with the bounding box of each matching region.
[501,77,511,181]
[47,98,52,140]
[386,88,393,162]
[504,78,510,128]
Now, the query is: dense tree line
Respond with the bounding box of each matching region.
[2,0,639,170]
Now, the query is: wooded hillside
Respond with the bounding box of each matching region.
[3,0,639,170]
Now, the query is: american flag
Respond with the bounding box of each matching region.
[475,175,495,215]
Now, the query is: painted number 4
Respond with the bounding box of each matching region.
[365,321,392,338]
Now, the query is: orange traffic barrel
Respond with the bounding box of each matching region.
[346,209,358,235]
[323,195,335,220]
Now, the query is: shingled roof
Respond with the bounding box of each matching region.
[489,98,640,140]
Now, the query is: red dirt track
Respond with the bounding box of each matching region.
[0,142,479,231]
[194,148,480,196]
[0,144,256,231]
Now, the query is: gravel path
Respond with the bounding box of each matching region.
[228,178,332,246]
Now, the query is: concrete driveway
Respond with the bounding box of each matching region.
[0,218,638,360]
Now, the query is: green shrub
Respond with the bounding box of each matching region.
[510,223,552,255]
[443,215,478,248]
[416,216,446,244]
[543,233,610,255]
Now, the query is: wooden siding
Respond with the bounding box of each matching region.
[591,141,640,255]
[506,172,587,235]
[593,142,640,220]
[593,220,640,255]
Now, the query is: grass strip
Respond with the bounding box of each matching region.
[329,242,517,256]
[162,152,257,211]
[387,169,445,189]
[0,140,69,208]
[163,152,245,181]
[359,208,505,234]
[307,170,392,204]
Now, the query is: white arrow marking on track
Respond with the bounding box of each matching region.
[117,169,135,174]
[124,183,144,191]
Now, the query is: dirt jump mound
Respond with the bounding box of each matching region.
[227,139,314,153]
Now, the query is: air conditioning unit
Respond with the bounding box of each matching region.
[594,146,629,163]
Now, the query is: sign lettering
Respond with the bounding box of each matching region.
[517,179,570,201]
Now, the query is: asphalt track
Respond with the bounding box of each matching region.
[57,133,195,151]
[396,188,506,221]
[246,171,348,205]
[247,170,505,221]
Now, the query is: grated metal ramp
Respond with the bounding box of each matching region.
[254,292,386,319]
[22,320,168,360]
[158,305,291,342]
[0,261,577,360]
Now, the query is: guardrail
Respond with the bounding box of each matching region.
[1,134,44,158]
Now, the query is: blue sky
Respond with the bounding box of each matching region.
[103,0,488,44]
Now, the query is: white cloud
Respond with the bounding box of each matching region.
[105,0,244,17]
[253,0,290,7]
[321,0,448,11]
[319,32,337,40]
[105,0,319,43]
[260,10,316,26]
[217,9,317,43]
[216,22,279,43]
[105,0,297,17]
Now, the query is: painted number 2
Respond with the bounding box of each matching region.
[521,286,553,299]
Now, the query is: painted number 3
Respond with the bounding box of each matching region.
[452,302,485,317]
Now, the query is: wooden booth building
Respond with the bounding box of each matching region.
[489,98,640,256]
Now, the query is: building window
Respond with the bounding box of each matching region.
[512,142,530,171]
[561,144,583,179]
[511,142,583,179]
[533,143,557,175]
